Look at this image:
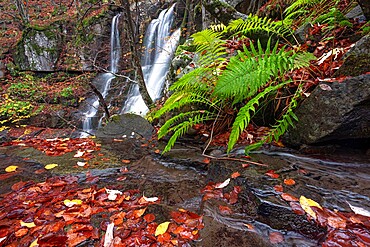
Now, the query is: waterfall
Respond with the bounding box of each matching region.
[122,5,180,115]
[81,13,121,136]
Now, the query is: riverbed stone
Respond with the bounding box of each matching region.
[96,113,154,139]
[283,74,370,147]
[334,34,370,77]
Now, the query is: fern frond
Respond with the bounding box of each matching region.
[169,67,215,92]
[284,0,320,17]
[161,111,217,153]
[244,85,302,154]
[227,15,292,40]
[213,40,293,104]
[210,23,227,32]
[227,81,291,152]
[192,29,227,66]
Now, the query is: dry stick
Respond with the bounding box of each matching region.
[202,153,268,167]
[88,82,110,119]
[201,110,267,167]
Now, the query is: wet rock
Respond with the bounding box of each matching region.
[345,5,366,22]
[96,113,154,139]
[257,202,326,240]
[334,34,370,77]
[222,0,267,15]
[284,74,370,147]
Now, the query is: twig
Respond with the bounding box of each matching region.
[202,109,221,155]
[202,153,268,167]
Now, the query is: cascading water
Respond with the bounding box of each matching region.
[81,13,121,136]
[122,4,181,115]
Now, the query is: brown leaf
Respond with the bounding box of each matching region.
[269,231,284,244]
[281,193,299,202]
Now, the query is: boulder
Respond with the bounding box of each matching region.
[15,27,61,71]
[284,74,370,147]
[334,34,370,77]
[96,113,154,139]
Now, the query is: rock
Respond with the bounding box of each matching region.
[284,74,370,147]
[96,113,154,139]
[345,5,366,22]
[223,0,267,15]
[15,27,61,71]
[335,34,370,77]
[357,0,370,20]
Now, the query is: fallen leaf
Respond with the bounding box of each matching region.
[274,185,284,193]
[154,149,161,154]
[73,150,85,158]
[218,205,232,214]
[20,220,36,228]
[121,159,130,164]
[215,178,230,189]
[242,163,249,168]
[77,161,87,167]
[104,222,114,247]
[64,199,82,207]
[15,228,28,237]
[106,189,122,201]
[284,178,296,186]
[347,201,370,217]
[202,158,211,164]
[45,164,58,170]
[5,165,18,172]
[299,196,322,219]
[265,170,279,179]
[155,222,170,236]
[231,172,240,178]
[142,195,159,202]
[269,231,284,244]
[29,239,38,247]
[281,193,299,202]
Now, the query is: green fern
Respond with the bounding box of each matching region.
[227,81,291,152]
[227,15,293,42]
[284,0,320,18]
[244,85,302,154]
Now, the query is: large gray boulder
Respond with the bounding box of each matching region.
[284,74,370,146]
[335,34,370,77]
[96,114,154,139]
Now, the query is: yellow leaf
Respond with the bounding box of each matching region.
[20,220,36,228]
[155,221,170,236]
[29,239,38,247]
[45,164,58,170]
[5,165,18,172]
[299,196,322,219]
[64,199,82,207]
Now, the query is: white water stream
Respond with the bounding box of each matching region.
[81,13,121,136]
[122,5,180,115]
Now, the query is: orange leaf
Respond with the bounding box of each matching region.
[144,213,156,223]
[218,205,232,214]
[265,170,279,179]
[284,178,296,186]
[121,159,130,164]
[154,149,161,154]
[281,193,299,202]
[231,172,240,178]
[202,158,211,164]
[133,208,146,218]
[242,163,249,168]
[274,185,284,193]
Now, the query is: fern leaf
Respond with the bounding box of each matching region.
[227,81,290,152]
[284,0,320,17]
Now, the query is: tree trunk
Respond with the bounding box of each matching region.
[357,0,370,20]
[121,0,153,109]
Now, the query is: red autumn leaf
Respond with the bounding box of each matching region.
[116,176,127,181]
[265,170,279,179]
[269,231,284,244]
[284,178,296,186]
[202,158,211,164]
[289,202,306,215]
[132,208,146,218]
[11,181,29,191]
[154,149,161,154]
[280,193,299,202]
[242,163,249,168]
[218,205,232,214]
[15,228,28,237]
[231,172,240,178]
[144,213,155,223]
[121,159,130,164]
[274,185,284,193]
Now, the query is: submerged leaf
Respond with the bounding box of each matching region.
[347,201,370,217]
[299,196,322,219]
[215,178,230,189]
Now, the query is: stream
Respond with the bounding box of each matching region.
[1,135,369,246]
